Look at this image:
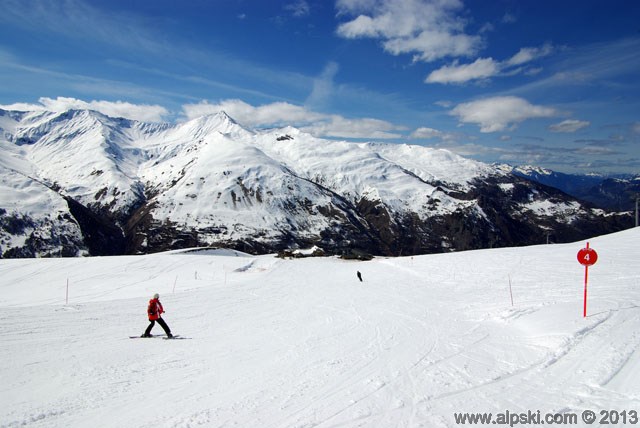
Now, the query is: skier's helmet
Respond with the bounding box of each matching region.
[153,293,159,299]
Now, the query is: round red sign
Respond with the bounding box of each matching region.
[577,247,598,266]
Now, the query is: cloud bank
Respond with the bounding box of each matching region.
[0,96,575,145]
[182,99,405,139]
[0,97,169,122]
[1,97,407,140]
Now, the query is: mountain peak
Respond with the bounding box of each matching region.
[215,110,236,123]
[0,108,633,258]
[180,111,253,140]
[514,165,553,176]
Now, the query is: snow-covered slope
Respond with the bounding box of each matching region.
[1,229,639,427]
[512,165,640,211]
[0,108,633,257]
[251,130,485,217]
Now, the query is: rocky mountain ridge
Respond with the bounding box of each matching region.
[0,108,633,257]
[512,165,640,211]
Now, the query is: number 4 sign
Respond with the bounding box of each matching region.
[577,244,598,266]
[577,242,598,317]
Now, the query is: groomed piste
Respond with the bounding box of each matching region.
[1,229,639,427]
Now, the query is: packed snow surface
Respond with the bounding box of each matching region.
[1,229,639,427]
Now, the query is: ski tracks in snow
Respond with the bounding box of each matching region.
[262,260,448,428]
[2,229,640,428]
[419,301,640,421]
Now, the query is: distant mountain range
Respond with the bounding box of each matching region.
[0,108,634,258]
[511,165,640,212]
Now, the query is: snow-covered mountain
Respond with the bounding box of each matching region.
[0,108,633,257]
[512,165,640,211]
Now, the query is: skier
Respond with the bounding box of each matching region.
[357,271,363,282]
[142,293,173,338]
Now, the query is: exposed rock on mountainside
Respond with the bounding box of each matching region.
[0,108,633,257]
[512,165,640,211]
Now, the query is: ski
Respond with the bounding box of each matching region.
[129,334,185,339]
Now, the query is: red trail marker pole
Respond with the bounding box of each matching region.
[583,262,589,318]
[577,242,598,318]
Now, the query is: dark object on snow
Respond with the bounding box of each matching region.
[142,293,173,338]
[357,271,363,282]
[130,334,188,340]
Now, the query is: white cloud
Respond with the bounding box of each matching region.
[182,99,325,127]
[506,43,553,67]
[549,119,590,133]
[336,0,482,62]
[409,126,460,142]
[383,29,481,62]
[182,99,404,139]
[302,115,404,139]
[450,96,557,132]
[1,96,169,122]
[426,43,554,85]
[0,101,39,111]
[409,127,443,139]
[425,57,499,84]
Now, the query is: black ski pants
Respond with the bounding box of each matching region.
[145,317,171,336]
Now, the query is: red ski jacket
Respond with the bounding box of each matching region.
[147,298,164,321]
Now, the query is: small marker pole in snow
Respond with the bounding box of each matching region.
[172,275,178,294]
[65,278,69,305]
[581,258,590,318]
[508,274,514,307]
[577,242,598,318]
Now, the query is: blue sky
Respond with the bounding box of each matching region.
[1,0,639,174]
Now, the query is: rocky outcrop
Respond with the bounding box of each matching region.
[0,109,634,258]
